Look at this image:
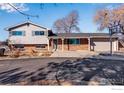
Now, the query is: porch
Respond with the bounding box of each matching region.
[48,37,90,51]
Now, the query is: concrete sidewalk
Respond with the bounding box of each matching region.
[50,50,98,58]
[90,55,124,61]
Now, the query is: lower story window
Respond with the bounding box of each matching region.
[35,44,46,49]
[69,39,80,44]
[13,44,25,51]
[14,44,24,48]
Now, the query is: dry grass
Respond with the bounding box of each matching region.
[9,49,21,58]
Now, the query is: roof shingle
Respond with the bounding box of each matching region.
[48,33,116,38]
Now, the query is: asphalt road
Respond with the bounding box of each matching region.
[0,57,124,85]
[0,58,77,73]
[0,57,77,85]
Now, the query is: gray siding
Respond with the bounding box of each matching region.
[8,24,49,44]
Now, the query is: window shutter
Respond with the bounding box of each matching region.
[32,31,35,36]
[24,31,26,36]
[9,32,12,36]
[22,31,25,36]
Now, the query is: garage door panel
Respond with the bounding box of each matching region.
[94,42,110,51]
[91,39,117,52]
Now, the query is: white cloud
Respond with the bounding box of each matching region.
[105,4,123,10]
[0,3,29,13]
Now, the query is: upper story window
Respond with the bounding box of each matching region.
[10,31,25,36]
[32,31,44,36]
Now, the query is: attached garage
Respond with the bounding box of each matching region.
[90,38,118,52]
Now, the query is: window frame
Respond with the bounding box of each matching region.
[69,38,80,45]
[13,44,25,51]
[32,31,45,36]
[11,31,25,36]
[35,44,46,49]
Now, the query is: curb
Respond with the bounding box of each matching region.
[89,56,124,61]
[0,56,80,61]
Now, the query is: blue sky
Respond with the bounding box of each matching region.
[0,3,122,41]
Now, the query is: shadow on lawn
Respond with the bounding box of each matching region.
[0,54,124,85]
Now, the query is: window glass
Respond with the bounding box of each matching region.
[35,44,46,48]
[11,31,25,36]
[69,39,80,44]
[14,44,24,48]
[33,31,44,36]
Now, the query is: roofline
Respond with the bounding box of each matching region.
[48,33,118,38]
[48,36,117,39]
[5,21,49,31]
[48,36,89,39]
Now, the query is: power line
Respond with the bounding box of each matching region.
[7,3,39,20]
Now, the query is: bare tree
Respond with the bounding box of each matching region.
[94,4,124,54]
[53,10,80,50]
[53,10,80,33]
[94,9,110,31]
[94,4,124,31]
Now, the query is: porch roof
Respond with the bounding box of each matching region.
[48,33,118,39]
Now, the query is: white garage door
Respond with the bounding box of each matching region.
[91,39,117,52]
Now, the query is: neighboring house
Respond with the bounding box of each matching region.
[5,21,124,52]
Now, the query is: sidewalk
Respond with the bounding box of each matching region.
[90,55,124,61]
[50,50,98,58]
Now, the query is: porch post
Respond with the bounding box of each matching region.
[47,38,50,51]
[62,38,64,52]
[116,39,119,51]
[88,38,91,51]
[52,38,54,50]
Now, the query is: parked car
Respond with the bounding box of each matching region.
[0,48,5,56]
[0,45,10,56]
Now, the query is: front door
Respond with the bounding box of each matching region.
[53,39,57,50]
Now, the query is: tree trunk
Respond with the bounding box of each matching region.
[67,39,70,50]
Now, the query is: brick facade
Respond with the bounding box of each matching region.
[20,44,48,52]
[49,38,89,51]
